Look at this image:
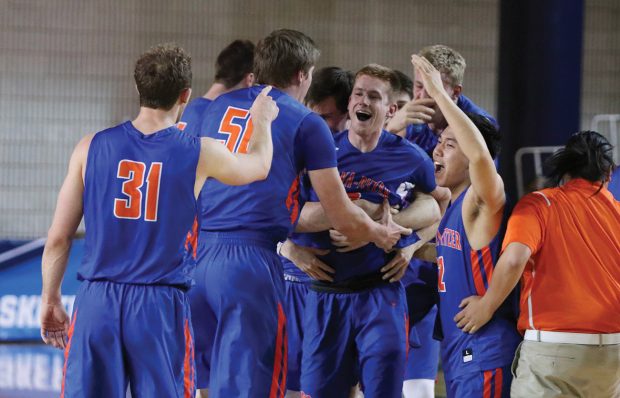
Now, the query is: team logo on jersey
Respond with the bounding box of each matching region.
[436,228,462,251]
[177,121,187,131]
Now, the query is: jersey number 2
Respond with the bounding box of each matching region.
[113,160,162,222]
[218,106,254,154]
[437,256,447,292]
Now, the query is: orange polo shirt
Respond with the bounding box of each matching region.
[503,178,620,334]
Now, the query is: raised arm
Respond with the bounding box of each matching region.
[411,55,505,214]
[41,134,92,349]
[194,86,279,195]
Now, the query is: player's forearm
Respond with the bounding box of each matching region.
[246,120,273,179]
[434,92,491,165]
[295,202,332,233]
[332,202,386,243]
[479,243,530,313]
[413,242,437,263]
[41,235,71,304]
[416,221,440,245]
[393,194,440,230]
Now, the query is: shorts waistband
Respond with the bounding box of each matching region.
[200,231,278,251]
[310,272,389,294]
[524,329,620,346]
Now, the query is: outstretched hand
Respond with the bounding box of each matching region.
[249,85,279,125]
[411,55,445,99]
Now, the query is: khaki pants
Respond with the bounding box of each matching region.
[510,340,620,398]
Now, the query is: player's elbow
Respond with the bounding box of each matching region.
[45,228,73,251]
[256,160,271,181]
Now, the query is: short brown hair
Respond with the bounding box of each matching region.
[355,64,400,101]
[254,29,320,88]
[215,40,255,88]
[418,45,466,87]
[134,43,192,110]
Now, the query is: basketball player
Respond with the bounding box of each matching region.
[281,65,353,396]
[281,64,446,398]
[39,43,279,398]
[180,39,255,135]
[392,68,441,398]
[387,45,497,157]
[304,66,354,133]
[189,30,411,398]
[411,54,520,397]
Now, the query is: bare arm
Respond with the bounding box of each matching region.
[295,202,331,233]
[412,55,505,214]
[308,168,411,251]
[413,242,437,263]
[41,134,92,349]
[393,191,442,230]
[195,86,278,195]
[296,198,391,233]
[454,242,531,333]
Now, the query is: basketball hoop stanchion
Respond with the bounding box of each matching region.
[515,146,561,198]
[590,114,620,164]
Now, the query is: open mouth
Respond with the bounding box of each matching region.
[434,162,444,173]
[355,110,372,122]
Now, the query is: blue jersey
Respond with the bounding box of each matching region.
[197,85,337,242]
[80,121,200,288]
[284,130,436,283]
[608,167,620,200]
[435,188,520,379]
[179,97,213,137]
[405,94,498,155]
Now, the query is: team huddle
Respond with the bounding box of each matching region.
[39,29,620,398]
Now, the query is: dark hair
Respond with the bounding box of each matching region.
[134,43,192,110]
[465,112,501,159]
[544,130,614,190]
[305,66,354,114]
[254,29,320,88]
[393,69,413,100]
[355,64,401,101]
[214,40,255,89]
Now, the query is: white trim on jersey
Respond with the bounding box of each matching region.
[532,191,551,207]
[527,258,536,330]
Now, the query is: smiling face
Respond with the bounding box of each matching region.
[348,74,395,136]
[432,126,470,191]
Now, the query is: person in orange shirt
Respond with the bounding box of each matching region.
[454,130,620,398]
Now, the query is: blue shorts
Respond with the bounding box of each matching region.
[62,280,195,398]
[300,282,408,398]
[445,365,512,398]
[284,279,309,392]
[192,231,287,397]
[405,305,440,380]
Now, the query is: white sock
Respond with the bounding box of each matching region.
[403,379,434,398]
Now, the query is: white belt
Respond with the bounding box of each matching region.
[524,330,620,346]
